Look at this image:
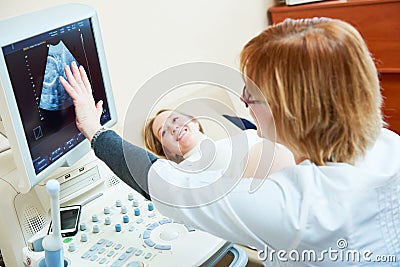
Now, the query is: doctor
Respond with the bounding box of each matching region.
[60,17,400,266]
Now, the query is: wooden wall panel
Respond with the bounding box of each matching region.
[269,0,400,134]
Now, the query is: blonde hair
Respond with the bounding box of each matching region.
[143,109,204,158]
[240,18,383,165]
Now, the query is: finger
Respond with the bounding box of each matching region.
[79,65,92,95]
[59,76,78,100]
[71,61,85,88]
[64,65,79,92]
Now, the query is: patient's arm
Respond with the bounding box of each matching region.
[242,139,295,178]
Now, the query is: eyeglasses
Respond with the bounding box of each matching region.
[240,86,266,108]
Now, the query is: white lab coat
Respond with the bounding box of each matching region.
[148,128,400,266]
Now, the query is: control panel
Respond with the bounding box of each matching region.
[23,181,228,267]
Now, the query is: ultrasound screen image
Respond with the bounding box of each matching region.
[2,18,112,174]
[40,41,75,111]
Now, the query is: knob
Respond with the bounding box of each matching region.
[123,215,129,223]
[148,203,154,211]
[81,233,88,242]
[132,199,139,207]
[121,206,127,214]
[104,207,110,214]
[128,193,134,201]
[92,214,99,222]
[134,208,140,216]
[68,243,76,252]
[105,216,111,225]
[116,200,122,207]
[115,224,122,232]
[93,224,100,233]
[159,230,179,241]
[80,223,86,231]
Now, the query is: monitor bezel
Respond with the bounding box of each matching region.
[0,4,117,193]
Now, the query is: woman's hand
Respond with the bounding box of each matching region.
[59,61,103,141]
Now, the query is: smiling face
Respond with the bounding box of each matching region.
[152,110,204,157]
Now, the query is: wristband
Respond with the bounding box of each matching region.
[90,127,108,149]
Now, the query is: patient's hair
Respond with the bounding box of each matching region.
[143,109,204,158]
[240,17,383,165]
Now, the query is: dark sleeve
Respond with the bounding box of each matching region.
[93,130,157,199]
[222,115,257,130]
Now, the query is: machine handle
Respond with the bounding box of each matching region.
[228,245,248,267]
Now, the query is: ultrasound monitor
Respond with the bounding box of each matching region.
[0,4,117,193]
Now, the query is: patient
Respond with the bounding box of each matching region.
[144,109,295,178]
[144,109,205,163]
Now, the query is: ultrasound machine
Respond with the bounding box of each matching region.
[0,4,247,267]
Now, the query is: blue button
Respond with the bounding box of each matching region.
[134,208,140,216]
[159,218,172,225]
[80,223,86,231]
[121,206,127,214]
[104,207,110,214]
[115,224,121,232]
[81,252,91,259]
[90,255,98,261]
[154,244,172,250]
[143,230,151,239]
[146,222,159,231]
[80,233,88,242]
[92,214,99,222]
[144,239,155,247]
[126,247,136,254]
[68,243,76,252]
[92,224,100,233]
[123,215,129,223]
[148,203,154,211]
